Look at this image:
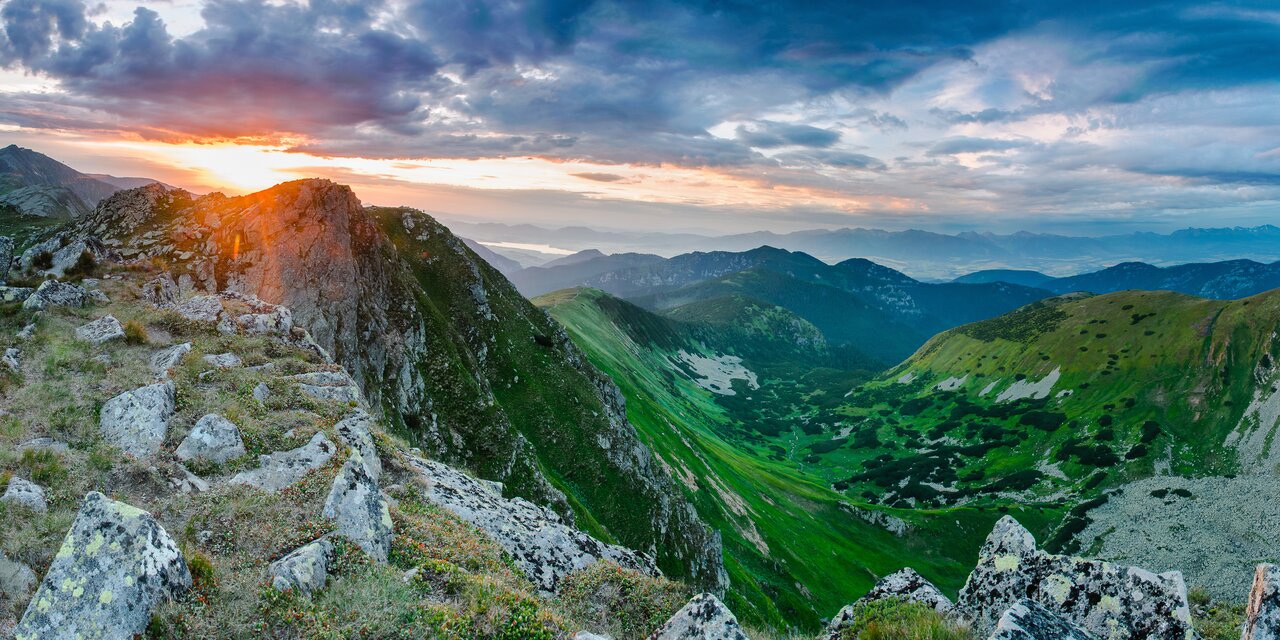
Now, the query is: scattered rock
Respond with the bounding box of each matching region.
[0,551,35,620]
[323,450,392,563]
[176,414,247,464]
[25,235,114,277]
[141,273,179,307]
[252,381,271,403]
[174,295,223,322]
[150,342,192,376]
[334,410,381,480]
[989,599,1098,640]
[2,347,18,371]
[650,593,748,640]
[22,280,89,310]
[17,437,69,454]
[0,286,33,304]
[574,633,612,640]
[202,352,242,369]
[167,465,210,494]
[15,322,36,340]
[408,456,657,594]
[955,516,1194,639]
[229,432,337,493]
[238,305,293,335]
[290,370,363,405]
[99,382,176,458]
[827,568,952,638]
[75,315,125,345]
[269,537,334,594]
[1,477,47,513]
[12,492,191,639]
[1244,564,1280,640]
[0,236,12,279]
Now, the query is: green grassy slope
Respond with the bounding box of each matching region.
[538,288,1058,631]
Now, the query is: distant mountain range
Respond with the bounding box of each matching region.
[956,259,1280,300]
[448,218,1280,280]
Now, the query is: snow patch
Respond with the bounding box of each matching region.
[671,349,759,396]
[934,375,967,391]
[896,371,915,384]
[994,367,1060,403]
[979,380,999,397]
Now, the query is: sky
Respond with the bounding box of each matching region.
[1,0,1279,234]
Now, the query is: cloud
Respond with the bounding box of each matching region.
[735,121,841,149]
[926,137,1027,156]
[571,172,625,182]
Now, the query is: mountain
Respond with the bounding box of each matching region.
[536,288,1055,628]
[953,269,1054,287]
[460,237,525,276]
[60,180,725,590]
[805,289,1280,597]
[508,251,667,296]
[448,220,1280,280]
[542,248,606,268]
[1041,259,1280,299]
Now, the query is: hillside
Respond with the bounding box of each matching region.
[48,180,725,591]
[537,288,1060,629]
[804,289,1280,597]
[952,269,1053,287]
[1044,259,1280,299]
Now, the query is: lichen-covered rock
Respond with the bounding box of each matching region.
[0,550,35,621]
[15,321,35,340]
[323,450,392,562]
[12,492,191,640]
[21,235,114,277]
[99,382,176,458]
[229,432,336,493]
[955,516,1194,639]
[150,342,192,376]
[0,286,32,303]
[75,314,125,345]
[1244,564,1280,640]
[290,370,363,405]
[335,410,381,480]
[253,381,271,403]
[174,294,223,322]
[141,273,179,307]
[0,236,13,279]
[827,568,953,638]
[176,414,247,464]
[649,593,748,640]
[574,633,612,640]
[989,599,1097,640]
[22,280,88,310]
[408,455,657,594]
[269,537,334,594]
[1,477,46,513]
[167,465,210,494]
[2,347,18,371]
[202,352,242,368]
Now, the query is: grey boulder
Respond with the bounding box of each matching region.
[0,236,12,279]
[150,342,192,376]
[253,381,271,403]
[269,537,334,594]
[290,370,363,405]
[22,280,89,310]
[229,432,336,493]
[0,286,32,304]
[99,382,176,458]
[1,477,47,513]
[2,347,18,371]
[12,492,191,639]
[649,593,748,640]
[335,410,381,480]
[75,315,125,345]
[988,599,1098,640]
[323,450,392,563]
[176,414,247,464]
[202,352,242,369]
[174,295,223,322]
[955,516,1194,640]
[0,551,35,621]
[827,567,953,638]
[1244,564,1280,640]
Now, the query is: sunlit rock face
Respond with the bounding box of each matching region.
[68,180,726,592]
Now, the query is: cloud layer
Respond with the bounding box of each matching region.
[1,0,1279,230]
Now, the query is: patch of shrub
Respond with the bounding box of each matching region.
[557,561,689,640]
[65,250,98,277]
[832,598,971,640]
[808,438,848,454]
[20,448,66,485]
[31,250,53,271]
[124,320,150,345]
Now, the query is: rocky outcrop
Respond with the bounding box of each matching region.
[989,599,1098,640]
[22,280,88,310]
[203,352,242,369]
[649,593,748,640]
[827,568,952,638]
[19,234,114,277]
[65,179,724,590]
[1,477,47,513]
[0,551,35,629]
[75,314,124,345]
[289,370,363,405]
[335,410,381,480]
[0,236,13,279]
[408,455,658,594]
[229,432,336,493]
[1245,564,1280,640]
[12,492,191,639]
[99,381,176,458]
[323,450,392,562]
[176,414,247,464]
[0,286,32,303]
[2,347,18,371]
[269,537,334,594]
[956,516,1194,639]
